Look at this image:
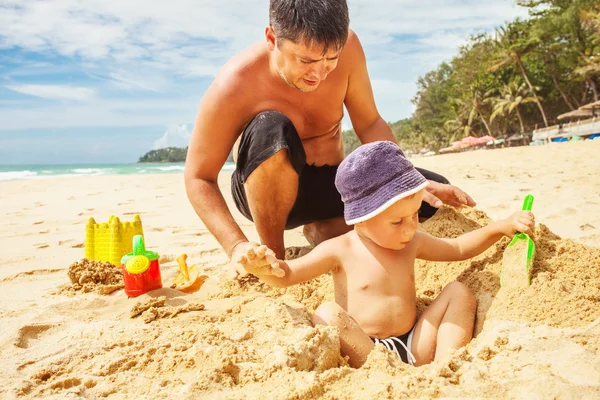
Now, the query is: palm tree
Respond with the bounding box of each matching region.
[490,22,550,127]
[486,79,540,133]
[446,87,493,137]
[575,6,600,101]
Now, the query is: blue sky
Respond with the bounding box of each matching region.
[0,0,528,164]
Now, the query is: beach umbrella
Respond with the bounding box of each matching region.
[557,109,595,121]
[461,136,480,146]
[579,100,600,111]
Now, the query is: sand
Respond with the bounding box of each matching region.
[499,237,532,289]
[1,140,599,399]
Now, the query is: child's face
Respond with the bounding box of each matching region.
[357,189,424,250]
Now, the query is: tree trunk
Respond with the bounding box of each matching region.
[516,107,525,133]
[517,57,549,127]
[550,72,575,111]
[477,108,493,136]
[589,77,599,102]
[582,81,588,105]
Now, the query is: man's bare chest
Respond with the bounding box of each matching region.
[250,82,346,138]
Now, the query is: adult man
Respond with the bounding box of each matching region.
[184,0,475,263]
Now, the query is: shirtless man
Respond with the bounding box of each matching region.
[184,0,475,262]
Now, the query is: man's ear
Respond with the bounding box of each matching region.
[265,26,276,51]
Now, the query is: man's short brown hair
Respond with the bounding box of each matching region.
[269,0,349,54]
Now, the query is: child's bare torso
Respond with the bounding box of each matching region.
[331,231,419,339]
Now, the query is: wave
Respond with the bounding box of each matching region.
[71,168,112,175]
[0,170,38,181]
[0,162,235,182]
[155,166,185,172]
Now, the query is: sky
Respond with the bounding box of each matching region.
[0,0,529,164]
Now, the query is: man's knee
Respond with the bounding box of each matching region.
[245,148,296,184]
[303,218,352,247]
[444,281,477,311]
[238,110,305,183]
[312,302,345,327]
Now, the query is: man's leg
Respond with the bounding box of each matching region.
[294,164,350,246]
[415,167,450,220]
[312,302,375,368]
[231,111,307,260]
[244,149,298,259]
[303,217,353,247]
[410,281,477,366]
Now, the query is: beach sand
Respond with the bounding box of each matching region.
[1,140,599,399]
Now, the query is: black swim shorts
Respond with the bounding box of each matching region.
[231,111,450,229]
[372,324,417,365]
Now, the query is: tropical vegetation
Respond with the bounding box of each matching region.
[343,0,600,153]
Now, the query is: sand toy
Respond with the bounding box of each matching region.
[121,235,163,297]
[500,194,535,289]
[85,215,144,267]
[171,254,207,293]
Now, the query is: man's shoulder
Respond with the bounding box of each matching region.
[214,42,266,91]
[342,29,362,54]
[337,29,365,72]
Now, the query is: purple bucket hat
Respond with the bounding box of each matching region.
[335,141,428,225]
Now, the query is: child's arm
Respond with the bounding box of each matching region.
[416,210,534,261]
[229,239,340,288]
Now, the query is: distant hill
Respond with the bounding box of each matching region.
[137,147,188,163]
[137,147,235,163]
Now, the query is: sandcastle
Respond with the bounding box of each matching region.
[85,215,144,266]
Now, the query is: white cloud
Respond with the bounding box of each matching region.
[0,0,266,75]
[0,96,199,130]
[5,84,95,101]
[0,0,526,76]
[0,0,530,131]
[153,124,192,149]
[105,71,167,93]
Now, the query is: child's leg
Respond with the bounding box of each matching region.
[312,302,375,368]
[410,281,477,366]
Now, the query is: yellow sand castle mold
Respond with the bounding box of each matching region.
[85,215,144,266]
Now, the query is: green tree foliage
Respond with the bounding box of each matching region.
[138,147,189,163]
[138,147,234,163]
[486,78,540,133]
[396,0,600,152]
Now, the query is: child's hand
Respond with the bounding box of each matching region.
[227,243,285,279]
[503,210,535,237]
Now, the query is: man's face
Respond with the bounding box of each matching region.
[267,28,341,92]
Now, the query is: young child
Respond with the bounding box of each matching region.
[228,141,535,368]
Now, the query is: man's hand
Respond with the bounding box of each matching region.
[423,181,476,209]
[501,211,535,238]
[226,242,285,279]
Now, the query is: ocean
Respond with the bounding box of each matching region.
[0,162,237,182]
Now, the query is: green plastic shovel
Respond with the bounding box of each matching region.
[500,194,535,288]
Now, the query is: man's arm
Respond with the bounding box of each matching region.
[184,68,250,257]
[343,31,396,145]
[416,211,535,261]
[342,31,475,210]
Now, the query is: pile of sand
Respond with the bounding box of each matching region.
[9,207,600,399]
[56,259,124,296]
[417,207,600,334]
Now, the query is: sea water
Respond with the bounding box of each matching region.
[0,162,236,182]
